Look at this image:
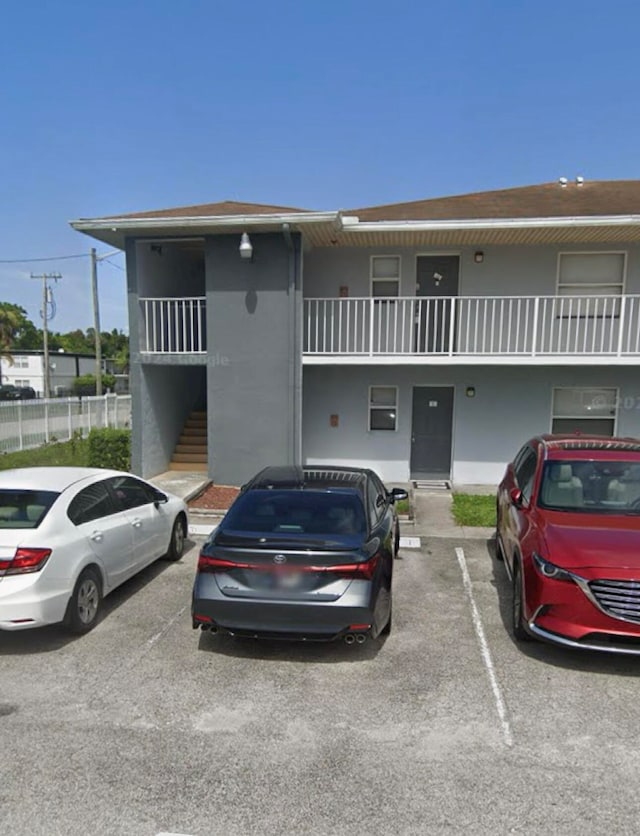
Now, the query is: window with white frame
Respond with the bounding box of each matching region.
[371,256,400,298]
[13,379,30,388]
[551,387,616,437]
[369,386,398,431]
[13,356,29,368]
[558,253,625,299]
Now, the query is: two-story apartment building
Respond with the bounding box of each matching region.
[71,179,640,486]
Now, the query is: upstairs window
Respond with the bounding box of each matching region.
[558,253,625,298]
[371,256,400,298]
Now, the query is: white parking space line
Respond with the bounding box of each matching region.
[455,546,514,747]
[190,524,217,536]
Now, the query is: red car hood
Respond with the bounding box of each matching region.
[540,511,640,570]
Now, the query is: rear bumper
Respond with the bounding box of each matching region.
[192,574,379,641]
[0,585,69,631]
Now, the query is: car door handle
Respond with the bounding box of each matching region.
[90,531,103,542]
[130,518,142,528]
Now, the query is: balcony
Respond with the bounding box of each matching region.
[303,295,640,365]
[139,297,206,354]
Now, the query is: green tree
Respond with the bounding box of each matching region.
[0,303,40,354]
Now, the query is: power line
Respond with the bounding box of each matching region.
[0,253,88,264]
[0,251,124,265]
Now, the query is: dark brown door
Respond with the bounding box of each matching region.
[415,256,460,353]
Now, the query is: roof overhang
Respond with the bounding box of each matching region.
[70,210,640,251]
[70,212,342,250]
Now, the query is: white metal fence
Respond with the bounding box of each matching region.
[0,394,132,454]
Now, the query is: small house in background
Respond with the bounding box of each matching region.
[0,350,108,397]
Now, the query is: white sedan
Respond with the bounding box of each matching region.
[0,467,188,633]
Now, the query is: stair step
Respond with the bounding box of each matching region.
[172,452,208,463]
[180,427,207,437]
[175,443,208,454]
[169,461,208,472]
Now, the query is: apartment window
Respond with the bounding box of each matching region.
[14,379,30,387]
[551,387,616,437]
[371,256,400,298]
[369,386,398,431]
[13,356,29,369]
[558,253,625,298]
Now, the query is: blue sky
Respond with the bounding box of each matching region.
[2,0,640,333]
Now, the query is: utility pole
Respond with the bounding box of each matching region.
[90,248,121,396]
[30,273,61,399]
[90,248,102,395]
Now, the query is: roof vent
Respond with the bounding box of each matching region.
[558,177,568,187]
[576,175,584,186]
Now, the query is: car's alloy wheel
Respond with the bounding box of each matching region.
[68,568,101,634]
[166,517,186,561]
[512,562,531,642]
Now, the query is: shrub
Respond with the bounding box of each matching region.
[72,374,117,396]
[87,428,131,471]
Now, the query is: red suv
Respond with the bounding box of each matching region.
[497,434,640,655]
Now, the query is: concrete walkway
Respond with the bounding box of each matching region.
[150,470,495,542]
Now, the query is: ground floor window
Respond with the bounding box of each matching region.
[551,387,617,436]
[369,386,398,431]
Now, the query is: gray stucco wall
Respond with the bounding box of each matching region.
[303,244,640,298]
[302,365,640,486]
[205,232,302,485]
[135,242,205,298]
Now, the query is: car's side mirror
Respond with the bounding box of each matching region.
[389,488,409,503]
[509,487,524,507]
[153,490,168,506]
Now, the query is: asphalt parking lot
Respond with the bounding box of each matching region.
[3,532,640,836]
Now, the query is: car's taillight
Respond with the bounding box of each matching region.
[0,547,52,576]
[198,554,244,572]
[326,555,379,580]
[197,552,380,579]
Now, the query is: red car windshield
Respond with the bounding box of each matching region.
[538,459,640,513]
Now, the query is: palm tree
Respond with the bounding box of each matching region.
[0,303,23,365]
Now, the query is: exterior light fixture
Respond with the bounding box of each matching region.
[465,386,476,398]
[474,251,484,263]
[239,232,253,260]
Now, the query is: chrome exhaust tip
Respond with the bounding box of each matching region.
[355,633,367,644]
[344,633,356,645]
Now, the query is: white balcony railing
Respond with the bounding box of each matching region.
[139,297,206,353]
[303,295,640,357]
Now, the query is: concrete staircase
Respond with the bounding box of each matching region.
[170,411,208,472]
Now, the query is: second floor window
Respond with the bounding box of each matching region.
[558,253,625,298]
[371,256,400,298]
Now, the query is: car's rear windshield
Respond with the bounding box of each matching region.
[539,459,640,513]
[0,490,59,528]
[220,489,367,537]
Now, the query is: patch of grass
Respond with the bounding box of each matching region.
[0,437,90,470]
[395,498,410,515]
[452,493,496,527]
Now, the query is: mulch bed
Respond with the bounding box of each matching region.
[188,483,240,511]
